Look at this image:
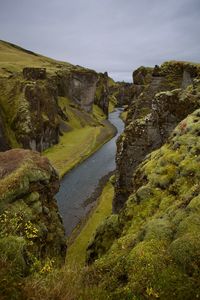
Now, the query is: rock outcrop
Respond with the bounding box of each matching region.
[55,68,98,113]
[94,72,109,116]
[114,61,200,212]
[109,81,134,107]
[0,149,66,281]
[23,67,47,80]
[86,110,200,299]
[0,41,111,152]
[0,111,10,151]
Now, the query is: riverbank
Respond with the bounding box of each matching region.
[55,109,124,236]
[66,178,114,267]
[43,115,116,178]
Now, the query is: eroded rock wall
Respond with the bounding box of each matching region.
[114,61,200,212]
[110,82,135,106]
[0,65,110,152]
[86,110,200,299]
[94,72,109,116]
[55,68,98,113]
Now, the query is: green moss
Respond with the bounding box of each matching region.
[66,181,114,266]
[0,40,72,76]
[120,110,127,122]
[92,104,106,121]
[170,233,200,274]
[144,218,173,241]
[81,109,200,299]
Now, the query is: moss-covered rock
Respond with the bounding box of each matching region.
[0,40,113,152]
[0,149,66,297]
[85,110,200,299]
[114,61,200,212]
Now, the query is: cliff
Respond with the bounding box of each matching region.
[114,61,200,211]
[0,40,111,152]
[0,149,66,298]
[86,109,200,299]
[94,72,109,116]
[109,81,134,106]
[3,61,199,300]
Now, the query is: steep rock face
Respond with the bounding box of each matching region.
[55,68,98,113]
[109,81,134,106]
[114,61,200,212]
[0,66,108,151]
[0,41,111,152]
[94,72,109,116]
[0,111,10,151]
[0,75,60,152]
[86,110,200,299]
[0,149,66,279]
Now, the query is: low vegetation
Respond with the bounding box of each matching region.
[84,109,200,299]
[7,109,199,300]
[43,99,115,177]
[66,180,114,266]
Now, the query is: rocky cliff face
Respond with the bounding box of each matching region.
[113,61,200,212]
[109,81,134,106]
[55,68,98,113]
[86,109,200,299]
[94,72,109,116]
[0,41,111,152]
[0,149,66,292]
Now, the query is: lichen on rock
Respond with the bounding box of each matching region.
[114,61,200,212]
[85,110,200,299]
[0,149,66,286]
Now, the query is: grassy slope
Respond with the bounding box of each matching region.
[20,110,200,300]
[66,181,114,266]
[120,110,127,122]
[84,109,200,300]
[43,124,115,178]
[0,41,116,177]
[43,99,115,177]
[0,40,72,75]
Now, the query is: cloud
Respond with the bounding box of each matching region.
[0,0,200,81]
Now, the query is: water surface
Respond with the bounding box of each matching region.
[56,109,124,236]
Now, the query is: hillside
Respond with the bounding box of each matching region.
[85,109,200,299]
[1,48,200,299]
[0,40,118,175]
[0,40,72,76]
[114,61,200,211]
[15,107,200,300]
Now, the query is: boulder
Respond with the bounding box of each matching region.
[0,149,66,276]
[23,67,46,80]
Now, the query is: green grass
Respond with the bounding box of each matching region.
[108,101,115,113]
[93,104,106,121]
[0,40,72,76]
[120,110,127,122]
[43,126,100,177]
[66,181,114,266]
[44,98,115,177]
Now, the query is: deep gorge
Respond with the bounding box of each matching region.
[0,41,200,300]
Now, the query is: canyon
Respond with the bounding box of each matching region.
[0,41,200,300]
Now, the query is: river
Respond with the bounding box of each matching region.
[56,109,124,236]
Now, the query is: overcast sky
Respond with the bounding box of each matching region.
[1,0,200,81]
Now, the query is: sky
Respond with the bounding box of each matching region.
[1,0,200,82]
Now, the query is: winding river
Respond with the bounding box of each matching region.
[56,109,124,236]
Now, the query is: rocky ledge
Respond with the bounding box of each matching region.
[114,61,200,212]
[86,110,200,299]
[0,149,66,285]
